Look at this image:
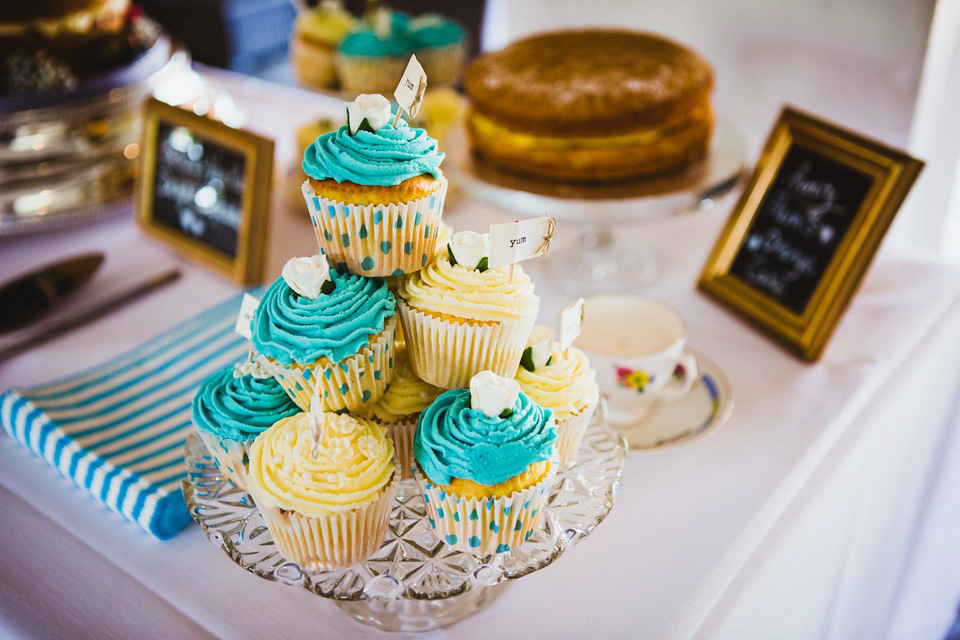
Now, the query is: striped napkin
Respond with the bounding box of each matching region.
[0,291,252,539]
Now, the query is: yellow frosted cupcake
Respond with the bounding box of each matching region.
[246,410,398,571]
[354,346,442,479]
[413,372,558,554]
[397,231,539,389]
[301,94,448,276]
[515,327,600,467]
[291,0,357,89]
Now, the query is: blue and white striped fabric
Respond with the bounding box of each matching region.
[0,291,253,539]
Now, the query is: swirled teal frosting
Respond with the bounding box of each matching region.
[409,17,465,48]
[302,121,444,186]
[414,389,556,486]
[251,269,396,365]
[192,365,299,442]
[339,11,411,56]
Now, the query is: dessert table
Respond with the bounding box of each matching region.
[2,70,960,640]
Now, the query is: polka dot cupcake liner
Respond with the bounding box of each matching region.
[555,394,599,467]
[259,316,397,412]
[254,470,400,571]
[194,428,252,490]
[397,298,537,389]
[413,455,558,555]
[302,179,447,277]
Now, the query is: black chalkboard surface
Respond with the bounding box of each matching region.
[152,122,246,259]
[698,107,923,361]
[137,99,273,284]
[728,145,873,315]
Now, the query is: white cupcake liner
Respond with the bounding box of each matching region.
[334,53,410,94]
[291,36,336,88]
[260,316,397,412]
[302,179,447,277]
[255,472,399,571]
[397,298,537,389]
[195,427,251,490]
[413,455,558,555]
[383,418,416,480]
[554,394,599,467]
[414,42,466,87]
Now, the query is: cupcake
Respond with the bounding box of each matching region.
[301,93,447,276]
[192,360,300,489]
[251,254,397,412]
[408,14,467,87]
[246,410,398,570]
[413,371,557,554]
[354,346,442,479]
[397,231,540,389]
[515,327,600,467]
[335,9,412,95]
[291,0,357,89]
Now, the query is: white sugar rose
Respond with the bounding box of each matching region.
[233,358,272,379]
[346,94,392,135]
[448,231,489,271]
[282,254,331,299]
[525,326,554,369]
[470,370,520,418]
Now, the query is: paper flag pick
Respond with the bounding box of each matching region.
[559,297,585,352]
[393,54,427,123]
[235,293,259,340]
[487,216,556,269]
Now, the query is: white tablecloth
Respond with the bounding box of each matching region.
[1,72,959,640]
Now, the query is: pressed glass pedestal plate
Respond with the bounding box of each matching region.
[182,412,627,632]
[444,120,747,292]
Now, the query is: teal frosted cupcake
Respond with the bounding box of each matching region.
[335,10,412,94]
[251,254,397,412]
[301,94,447,276]
[413,371,558,554]
[409,14,467,86]
[192,360,300,489]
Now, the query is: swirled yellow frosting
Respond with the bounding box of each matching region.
[356,349,442,423]
[247,412,395,517]
[515,345,599,419]
[398,251,539,322]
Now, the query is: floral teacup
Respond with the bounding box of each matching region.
[575,294,697,427]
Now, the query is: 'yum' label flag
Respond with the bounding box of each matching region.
[394,55,427,119]
[487,216,556,269]
[235,293,260,340]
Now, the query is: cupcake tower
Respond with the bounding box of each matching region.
[191,69,601,568]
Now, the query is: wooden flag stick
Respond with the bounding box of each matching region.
[392,107,403,128]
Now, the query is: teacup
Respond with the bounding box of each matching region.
[575,294,698,427]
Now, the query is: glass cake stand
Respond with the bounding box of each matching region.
[443,120,747,291]
[182,411,626,632]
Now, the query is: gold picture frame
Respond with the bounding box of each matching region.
[698,106,923,361]
[136,98,274,285]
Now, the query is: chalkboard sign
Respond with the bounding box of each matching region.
[698,107,923,361]
[137,99,273,284]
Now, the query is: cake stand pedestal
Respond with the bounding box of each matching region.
[444,120,747,292]
[182,412,626,632]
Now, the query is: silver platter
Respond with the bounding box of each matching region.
[182,412,626,631]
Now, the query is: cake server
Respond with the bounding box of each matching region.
[0,252,104,333]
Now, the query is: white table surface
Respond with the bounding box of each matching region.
[2,72,960,640]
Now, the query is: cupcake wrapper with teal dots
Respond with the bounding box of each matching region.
[413,455,558,555]
[334,53,410,95]
[254,470,399,571]
[302,179,448,277]
[555,393,599,468]
[397,298,537,389]
[194,427,252,490]
[259,316,397,412]
[414,42,467,87]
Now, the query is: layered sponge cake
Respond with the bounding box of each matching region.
[465,29,714,183]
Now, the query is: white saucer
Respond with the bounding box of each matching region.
[608,349,733,451]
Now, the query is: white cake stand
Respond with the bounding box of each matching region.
[182,412,626,632]
[443,120,747,291]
